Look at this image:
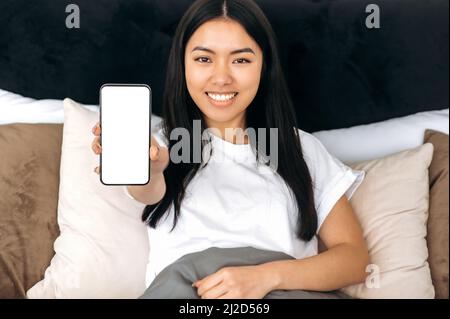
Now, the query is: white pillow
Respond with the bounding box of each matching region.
[313,108,449,163]
[27,98,150,298]
[0,88,99,124]
[0,88,163,126]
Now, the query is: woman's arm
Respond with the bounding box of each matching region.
[194,195,370,298]
[127,172,166,205]
[260,194,370,292]
[127,136,170,205]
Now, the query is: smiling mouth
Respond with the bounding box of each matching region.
[205,92,238,102]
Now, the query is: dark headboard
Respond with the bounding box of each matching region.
[1,0,448,132]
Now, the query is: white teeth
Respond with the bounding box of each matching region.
[207,92,237,101]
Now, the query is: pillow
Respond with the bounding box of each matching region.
[0,88,162,126]
[0,88,98,125]
[26,98,150,298]
[313,108,449,163]
[339,143,435,298]
[0,123,62,298]
[423,129,449,299]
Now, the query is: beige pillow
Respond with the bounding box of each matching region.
[340,143,435,298]
[0,124,62,298]
[423,129,449,299]
[26,98,149,298]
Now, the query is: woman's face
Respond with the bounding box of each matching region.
[185,18,263,134]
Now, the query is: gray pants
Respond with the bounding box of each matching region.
[140,247,351,299]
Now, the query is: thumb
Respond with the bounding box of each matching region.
[150,144,160,161]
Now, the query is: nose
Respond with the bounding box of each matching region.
[211,61,233,86]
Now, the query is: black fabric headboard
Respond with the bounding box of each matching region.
[1,0,448,132]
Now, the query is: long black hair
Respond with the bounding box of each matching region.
[142,0,318,241]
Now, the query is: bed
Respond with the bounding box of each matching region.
[0,0,448,299]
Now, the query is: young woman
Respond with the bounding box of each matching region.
[91,0,369,299]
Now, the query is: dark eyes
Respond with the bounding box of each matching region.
[195,57,251,64]
[196,57,210,63]
[233,58,251,64]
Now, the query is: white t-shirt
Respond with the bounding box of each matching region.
[125,127,365,288]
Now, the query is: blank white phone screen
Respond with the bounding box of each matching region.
[100,85,151,185]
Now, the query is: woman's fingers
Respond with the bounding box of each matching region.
[92,124,101,174]
[150,145,160,161]
[91,136,102,154]
[92,122,101,136]
[150,136,162,161]
[91,130,168,175]
[150,136,169,173]
[91,122,101,175]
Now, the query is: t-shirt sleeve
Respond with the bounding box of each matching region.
[298,129,365,234]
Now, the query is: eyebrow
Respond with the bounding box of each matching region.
[191,46,255,55]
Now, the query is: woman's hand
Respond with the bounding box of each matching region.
[193,265,276,299]
[91,121,169,177]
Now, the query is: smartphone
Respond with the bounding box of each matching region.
[99,84,151,185]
